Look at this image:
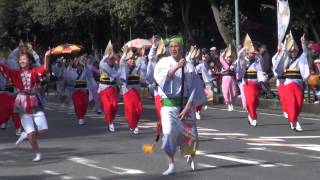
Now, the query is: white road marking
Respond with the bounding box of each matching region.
[89,116,105,119]
[68,156,144,175]
[259,136,320,139]
[197,163,217,168]
[207,107,246,113]
[247,143,320,147]
[112,166,144,174]
[197,127,219,132]
[297,146,320,152]
[43,170,73,179]
[275,163,293,167]
[260,164,276,167]
[86,176,101,180]
[243,138,285,142]
[197,151,261,166]
[61,176,73,179]
[138,122,157,129]
[198,132,248,136]
[196,150,291,167]
[248,147,299,155]
[43,170,61,175]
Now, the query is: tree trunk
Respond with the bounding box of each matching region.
[180,0,192,43]
[208,0,232,45]
[309,21,320,42]
[89,32,96,53]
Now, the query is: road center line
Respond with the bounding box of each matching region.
[196,150,277,167]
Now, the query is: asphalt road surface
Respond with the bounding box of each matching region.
[1,97,320,180]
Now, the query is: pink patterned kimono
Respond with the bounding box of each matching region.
[220,56,237,104]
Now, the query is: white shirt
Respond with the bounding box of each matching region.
[98,55,119,92]
[274,46,310,87]
[154,56,207,106]
[63,65,89,91]
[196,62,212,84]
[236,48,266,84]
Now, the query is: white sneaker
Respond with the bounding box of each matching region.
[203,105,208,110]
[1,123,7,129]
[248,116,257,127]
[32,153,42,162]
[108,123,115,132]
[227,105,232,111]
[78,119,85,125]
[289,122,294,130]
[283,112,288,119]
[196,112,201,120]
[314,101,320,104]
[248,115,253,125]
[295,122,303,132]
[15,128,22,136]
[15,132,28,145]
[187,156,196,171]
[133,127,139,135]
[252,120,257,126]
[162,163,176,175]
[230,104,234,111]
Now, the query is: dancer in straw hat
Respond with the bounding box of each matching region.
[220,44,237,111]
[63,56,90,125]
[274,32,309,131]
[119,47,144,135]
[236,34,267,127]
[98,40,119,132]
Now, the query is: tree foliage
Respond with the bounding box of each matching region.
[0,0,319,54]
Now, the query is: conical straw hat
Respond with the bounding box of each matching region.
[243,34,256,53]
[104,40,114,56]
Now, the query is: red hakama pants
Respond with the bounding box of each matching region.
[100,87,118,124]
[284,82,303,124]
[277,83,287,114]
[0,93,21,128]
[72,90,88,119]
[243,81,260,120]
[154,94,162,133]
[123,89,143,129]
[196,105,202,112]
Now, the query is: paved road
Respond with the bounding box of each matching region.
[1,97,320,180]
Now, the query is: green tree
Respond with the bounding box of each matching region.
[289,0,320,42]
[208,0,247,45]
